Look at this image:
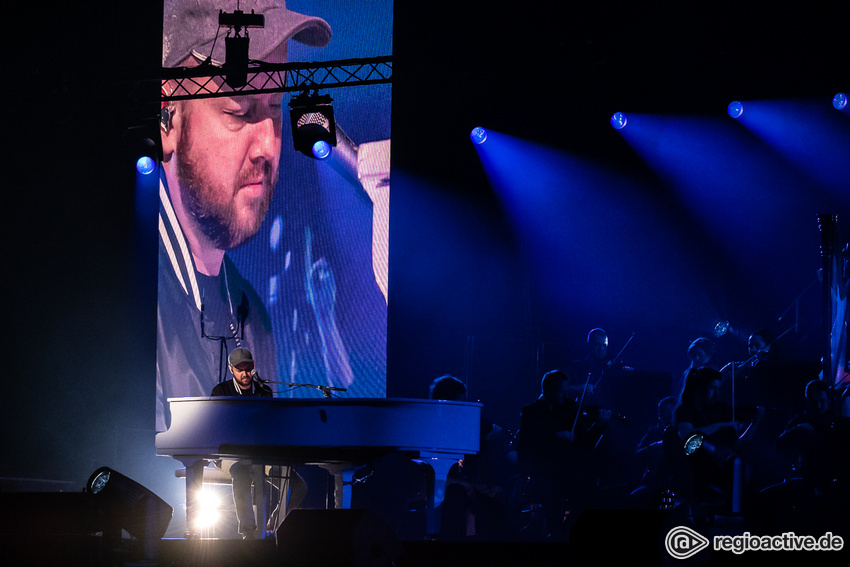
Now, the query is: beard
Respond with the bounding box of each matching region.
[175,126,277,250]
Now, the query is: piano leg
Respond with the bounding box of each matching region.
[181,459,208,537]
[337,469,355,510]
[319,463,356,510]
[417,453,461,537]
[319,463,357,510]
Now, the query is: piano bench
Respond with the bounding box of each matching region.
[174,466,232,484]
[174,465,283,484]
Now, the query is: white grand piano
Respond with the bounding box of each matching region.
[155,397,481,535]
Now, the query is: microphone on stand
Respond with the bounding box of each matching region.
[318,385,347,398]
[251,369,269,383]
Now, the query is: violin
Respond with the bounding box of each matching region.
[577,404,628,424]
[601,332,636,376]
[565,403,629,458]
[604,360,635,372]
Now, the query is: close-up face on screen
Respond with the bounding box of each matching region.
[156,0,392,430]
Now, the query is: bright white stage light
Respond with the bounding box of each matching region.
[194,488,223,530]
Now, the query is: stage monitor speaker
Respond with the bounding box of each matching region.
[86,467,173,542]
[276,509,404,567]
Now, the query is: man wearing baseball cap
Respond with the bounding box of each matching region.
[210,348,272,539]
[155,1,331,432]
[211,347,273,397]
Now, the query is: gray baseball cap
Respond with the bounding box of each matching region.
[163,0,332,68]
[228,348,254,367]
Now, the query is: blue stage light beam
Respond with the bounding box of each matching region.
[730,98,850,195]
[615,111,824,304]
[472,128,723,330]
[134,149,159,290]
[614,111,848,346]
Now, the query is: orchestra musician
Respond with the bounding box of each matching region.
[567,329,609,401]
[518,370,610,540]
[718,328,799,489]
[673,337,718,397]
[719,329,772,409]
[566,328,637,404]
[757,379,850,535]
[719,328,804,420]
[775,379,849,494]
[566,329,636,495]
[431,375,517,540]
[673,367,763,512]
[630,395,679,507]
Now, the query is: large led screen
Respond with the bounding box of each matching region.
[157,0,391,430]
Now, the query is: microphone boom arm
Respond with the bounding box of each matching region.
[265,380,347,398]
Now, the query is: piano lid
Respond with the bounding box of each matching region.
[156,397,481,461]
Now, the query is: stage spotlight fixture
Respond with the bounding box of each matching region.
[727,101,744,118]
[219,8,265,89]
[833,92,848,110]
[86,467,173,542]
[610,112,628,130]
[289,91,337,159]
[683,432,737,466]
[132,136,159,175]
[683,432,704,456]
[312,140,332,159]
[470,126,488,144]
[713,320,730,337]
[136,156,156,175]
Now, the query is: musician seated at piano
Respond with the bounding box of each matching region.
[673,367,763,508]
[518,369,610,540]
[211,348,273,397]
[211,348,272,540]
